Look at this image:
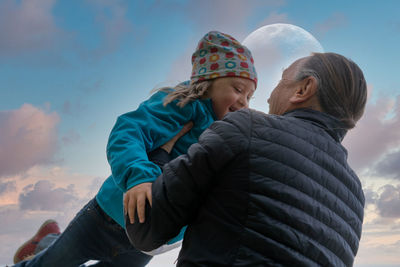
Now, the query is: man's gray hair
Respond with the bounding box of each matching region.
[294,53,367,129]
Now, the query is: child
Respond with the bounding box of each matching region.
[13,30,257,267]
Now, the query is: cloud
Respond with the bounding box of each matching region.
[314,12,348,37]
[19,180,78,211]
[82,177,104,200]
[0,104,60,178]
[82,0,134,60]
[364,187,378,206]
[376,184,400,218]
[257,11,291,27]
[0,0,132,64]
[0,200,91,264]
[61,100,87,116]
[343,94,400,172]
[356,237,400,266]
[162,0,285,41]
[362,182,400,220]
[62,130,81,145]
[0,165,103,264]
[0,204,72,264]
[356,191,400,266]
[0,0,63,57]
[0,181,17,196]
[374,150,400,180]
[0,166,104,202]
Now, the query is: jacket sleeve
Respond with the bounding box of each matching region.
[125,109,252,251]
[107,91,194,192]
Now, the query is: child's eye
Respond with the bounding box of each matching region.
[234,87,242,93]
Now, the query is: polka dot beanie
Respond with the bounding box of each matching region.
[190,31,257,88]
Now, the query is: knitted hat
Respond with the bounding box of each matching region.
[190,31,257,87]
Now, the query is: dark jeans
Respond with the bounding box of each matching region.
[14,148,171,267]
[13,198,152,267]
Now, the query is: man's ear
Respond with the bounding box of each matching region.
[289,76,318,104]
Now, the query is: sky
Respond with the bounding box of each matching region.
[0,0,400,266]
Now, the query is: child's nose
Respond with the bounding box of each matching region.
[240,96,249,108]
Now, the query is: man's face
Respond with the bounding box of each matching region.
[268,57,308,115]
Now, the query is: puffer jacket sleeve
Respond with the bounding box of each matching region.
[125,109,252,251]
[107,91,194,192]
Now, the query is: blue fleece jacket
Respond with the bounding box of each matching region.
[96,88,216,244]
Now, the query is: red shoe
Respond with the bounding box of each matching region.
[13,219,61,263]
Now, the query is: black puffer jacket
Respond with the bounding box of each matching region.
[126,108,365,267]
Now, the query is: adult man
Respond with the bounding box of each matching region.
[126,52,367,267]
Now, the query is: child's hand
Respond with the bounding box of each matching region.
[124,182,152,224]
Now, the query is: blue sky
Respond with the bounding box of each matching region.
[1,0,400,266]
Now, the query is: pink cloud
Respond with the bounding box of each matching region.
[19,180,77,211]
[0,181,17,196]
[0,0,132,63]
[0,166,103,264]
[0,0,62,56]
[343,94,400,172]
[0,104,60,178]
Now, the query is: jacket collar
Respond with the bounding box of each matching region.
[283,108,348,142]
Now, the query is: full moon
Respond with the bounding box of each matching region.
[243,23,324,113]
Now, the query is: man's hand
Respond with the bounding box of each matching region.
[123,121,193,224]
[161,121,193,153]
[124,182,152,224]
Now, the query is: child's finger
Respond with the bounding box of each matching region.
[146,186,152,207]
[137,194,146,223]
[123,194,128,215]
[128,197,136,224]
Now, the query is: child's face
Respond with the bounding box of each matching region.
[207,77,256,120]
